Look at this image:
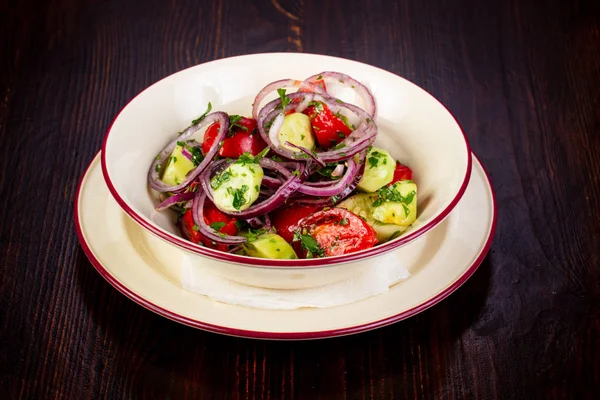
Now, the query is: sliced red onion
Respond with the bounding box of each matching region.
[268,113,286,148]
[331,163,345,177]
[291,197,333,207]
[257,92,376,163]
[156,191,196,211]
[192,191,247,244]
[245,215,272,230]
[262,175,283,189]
[305,71,377,119]
[285,142,326,168]
[258,158,296,178]
[296,157,356,197]
[295,93,314,113]
[180,146,193,162]
[148,112,230,193]
[252,79,327,120]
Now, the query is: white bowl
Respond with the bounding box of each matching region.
[101,53,472,289]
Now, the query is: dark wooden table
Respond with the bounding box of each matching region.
[2,0,599,398]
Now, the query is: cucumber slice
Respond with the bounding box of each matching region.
[278,113,316,151]
[243,233,298,259]
[357,147,395,192]
[371,181,417,226]
[337,193,409,243]
[160,144,196,186]
[211,162,263,212]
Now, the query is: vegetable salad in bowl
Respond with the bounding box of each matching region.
[148,72,417,260]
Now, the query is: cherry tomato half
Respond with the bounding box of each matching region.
[270,204,322,244]
[294,208,378,258]
[201,117,267,158]
[180,202,238,251]
[303,102,352,150]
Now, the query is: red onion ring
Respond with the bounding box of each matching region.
[284,142,326,168]
[257,92,376,164]
[296,157,356,197]
[148,112,229,193]
[252,79,327,120]
[305,71,377,119]
[156,191,196,211]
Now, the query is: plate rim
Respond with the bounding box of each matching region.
[75,151,497,340]
[100,52,473,268]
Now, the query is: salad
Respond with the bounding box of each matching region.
[148,72,417,259]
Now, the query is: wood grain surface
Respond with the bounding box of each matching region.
[1,0,599,398]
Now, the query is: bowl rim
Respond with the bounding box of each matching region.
[100,52,473,268]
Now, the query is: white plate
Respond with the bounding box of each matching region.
[75,152,496,339]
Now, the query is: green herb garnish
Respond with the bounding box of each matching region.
[227,185,249,210]
[191,102,212,125]
[209,221,226,231]
[277,88,291,109]
[372,184,416,207]
[210,170,232,190]
[293,231,325,258]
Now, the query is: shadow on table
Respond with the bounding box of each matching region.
[75,248,492,398]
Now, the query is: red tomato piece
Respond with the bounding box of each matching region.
[180,202,238,251]
[201,117,267,158]
[294,208,378,258]
[270,204,321,244]
[201,122,220,155]
[390,162,413,184]
[303,102,352,150]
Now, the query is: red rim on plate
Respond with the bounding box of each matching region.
[100,53,473,268]
[74,151,497,340]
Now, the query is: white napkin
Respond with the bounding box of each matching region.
[181,252,410,310]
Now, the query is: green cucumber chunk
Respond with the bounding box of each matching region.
[160,144,196,186]
[371,180,418,226]
[337,193,409,243]
[357,147,395,192]
[278,113,316,151]
[211,162,263,212]
[243,233,298,259]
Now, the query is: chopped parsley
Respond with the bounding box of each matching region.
[292,170,301,178]
[227,185,249,210]
[192,224,199,231]
[402,204,411,217]
[177,141,204,166]
[155,164,161,172]
[331,195,340,204]
[367,151,385,168]
[191,102,212,125]
[336,131,346,138]
[332,142,346,151]
[316,162,342,180]
[372,185,416,207]
[245,227,267,243]
[293,231,325,258]
[277,88,291,110]
[209,221,226,231]
[228,114,249,135]
[210,170,232,190]
[271,155,283,162]
[339,217,349,226]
